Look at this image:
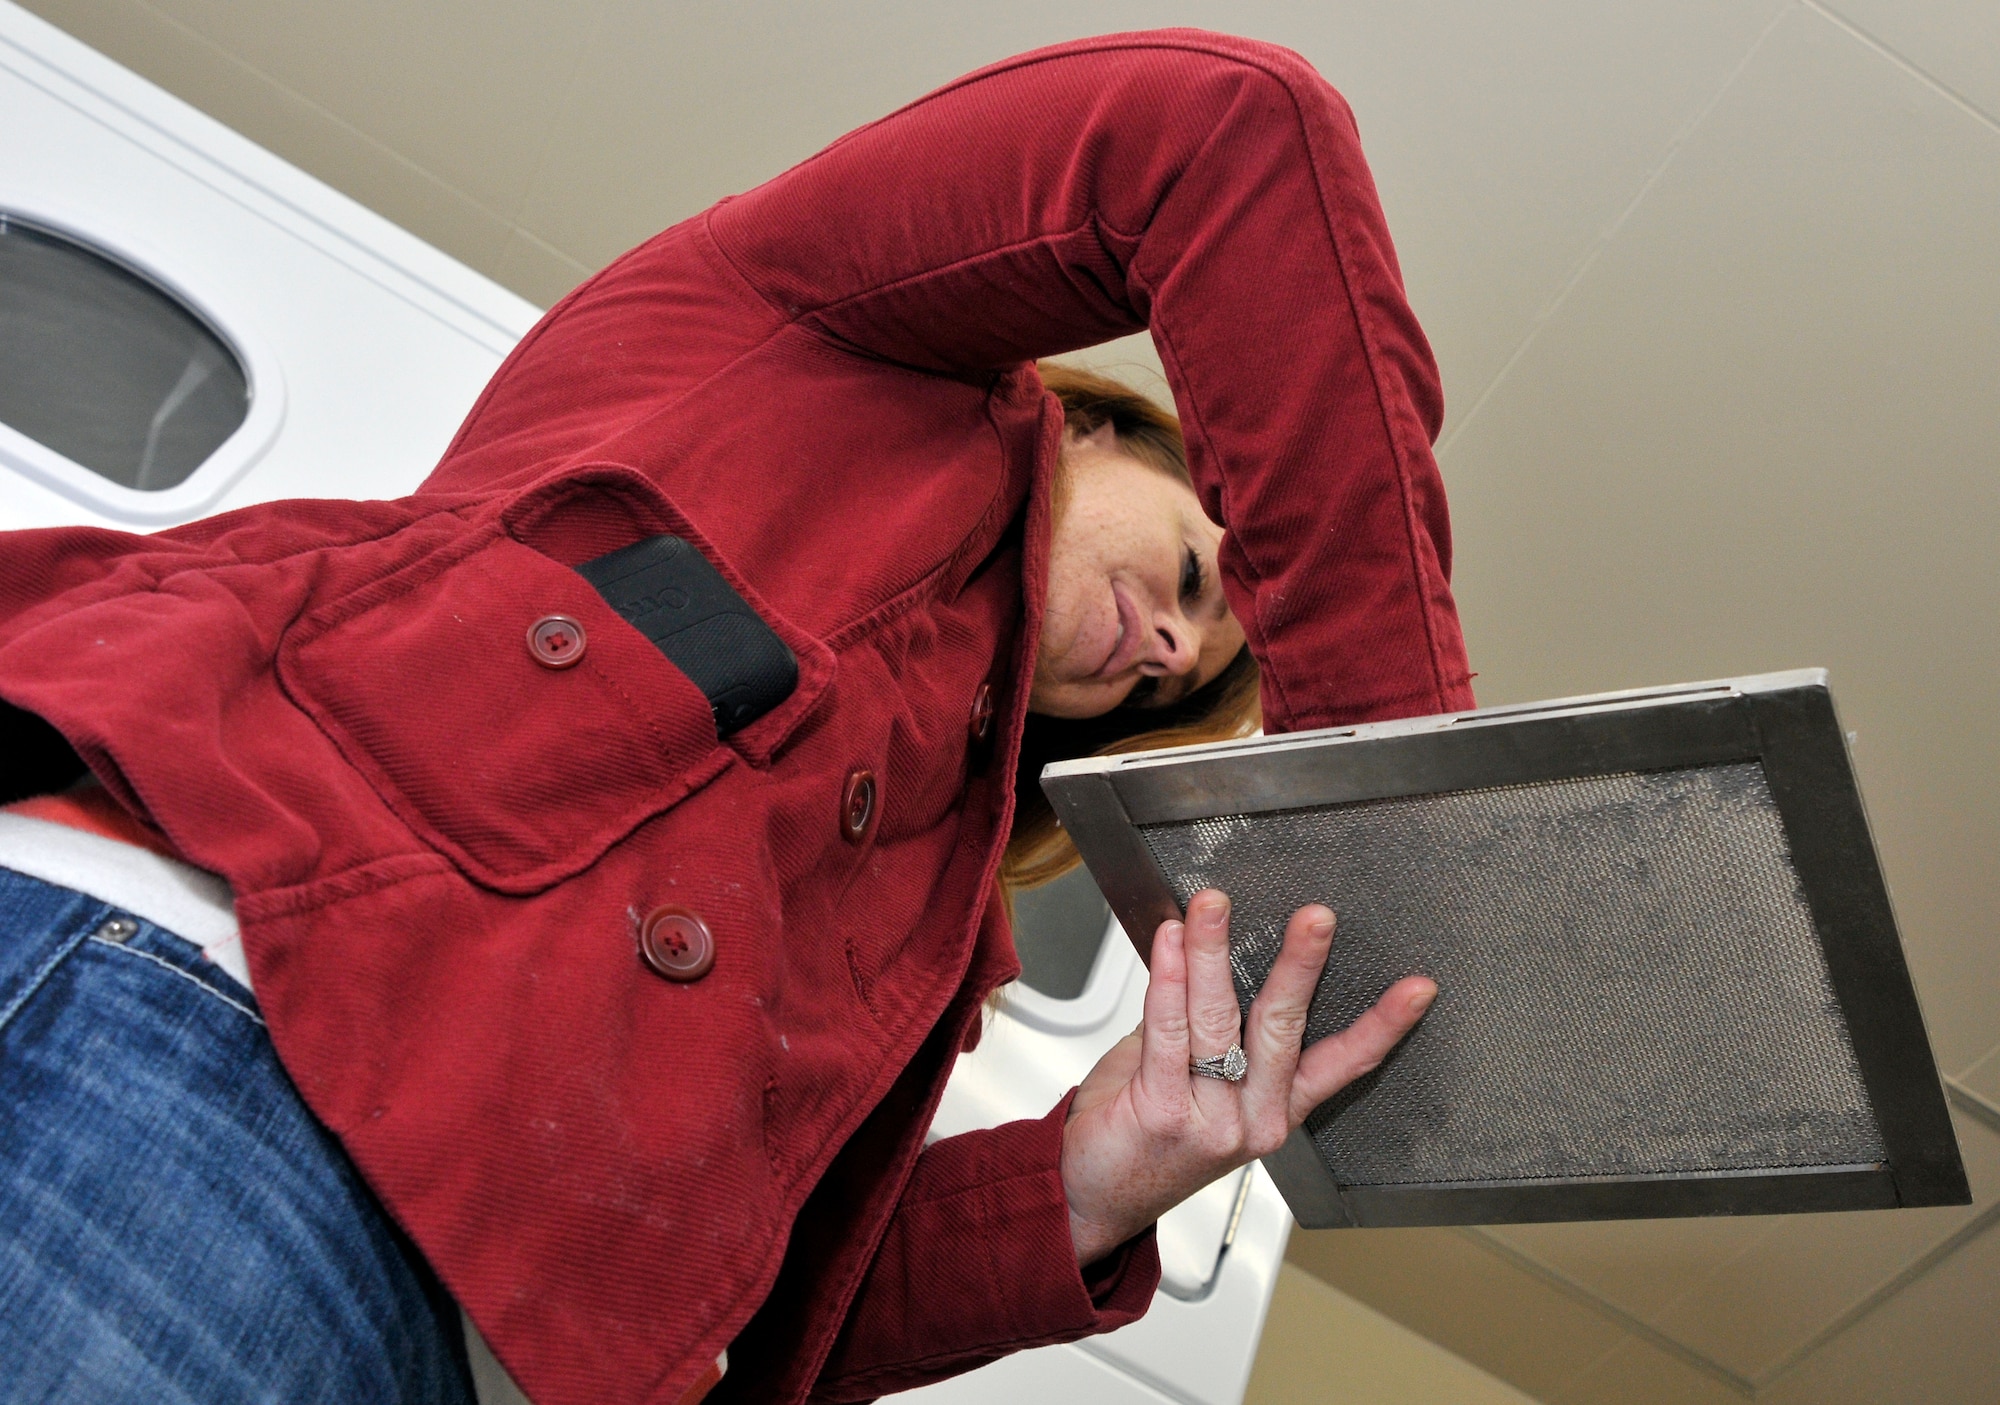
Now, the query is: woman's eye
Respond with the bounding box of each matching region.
[1180,547,1206,603]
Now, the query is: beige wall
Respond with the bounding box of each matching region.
[19,2,1998,1399]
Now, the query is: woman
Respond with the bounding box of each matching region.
[0,28,1471,1405]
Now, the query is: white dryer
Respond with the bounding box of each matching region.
[0,6,1289,1401]
[0,1,536,532]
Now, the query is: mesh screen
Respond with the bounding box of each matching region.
[1140,763,1884,1187]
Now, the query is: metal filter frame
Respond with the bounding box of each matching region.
[1041,669,1970,1227]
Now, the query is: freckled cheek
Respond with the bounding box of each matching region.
[1038,610,1083,674]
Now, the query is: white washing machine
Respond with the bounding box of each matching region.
[0,5,1289,1400]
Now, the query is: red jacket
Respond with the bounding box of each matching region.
[0,30,1471,1405]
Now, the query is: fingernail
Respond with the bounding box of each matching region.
[1160,920,1185,944]
[1309,914,1335,939]
[1410,983,1437,1014]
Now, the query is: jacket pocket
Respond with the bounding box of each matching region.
[281,520,728,894]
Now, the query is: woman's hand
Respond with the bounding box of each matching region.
[1059,889,1436,1265]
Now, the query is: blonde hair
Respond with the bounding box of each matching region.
[1003,364,1263,895]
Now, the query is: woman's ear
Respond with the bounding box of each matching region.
[1062,419,1121,457]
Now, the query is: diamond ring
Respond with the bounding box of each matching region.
[1189,1043,1248,1082]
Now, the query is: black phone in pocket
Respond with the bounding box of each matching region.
[575,535,797,736]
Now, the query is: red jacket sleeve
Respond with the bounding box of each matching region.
[809,1095,1159,1403]
[709,29,1473,729]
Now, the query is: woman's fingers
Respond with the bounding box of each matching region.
[1181,890,1243,1060]
[1079,892,1436,1251]
[1071,1028,1142,1120]
[1136,917,1193,1110]
[1289,975,1436,1125]
[1240,904,1338,1138]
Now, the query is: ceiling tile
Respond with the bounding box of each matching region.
[1439,4,2000,1071]
[1819,0,2000,126]
[510,0,1788,400]
[1755,1203,2000,1404]
[1249,1263,1540,1404]
[488,226,590,311]
[1547,1335,1749,1405]
[1288,1225,1628,1402]
[1478,1216,1777,1326]
[127,0,608,221]
[1961,1049,2000,1108]
[1275,0,1792,438]
[1641,1107,1999,1380]
[510,0,1166,270]
[16,0,519,271]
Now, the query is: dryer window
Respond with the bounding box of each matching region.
[1,214,248,492]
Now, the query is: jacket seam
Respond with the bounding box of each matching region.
[737,999,992,1404]
[449,221,788,491]
[825,1318,1101,1395]
[699,207,790,322]
[1133,284,1300,728]
[436,222,699,464]
[0,508,470,651]
[1127,53,1448,720]
[236,853,457,922]
[179,505,477,579]
[891,1161,1059,1211]
[1114,40,1455,721]
[792,347,1017,655]
[1234,57,1455,713]
[797,226,1105,332]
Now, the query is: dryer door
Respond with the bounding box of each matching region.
[0,212,250,496]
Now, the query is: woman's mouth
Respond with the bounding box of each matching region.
[1095,584,1149,679]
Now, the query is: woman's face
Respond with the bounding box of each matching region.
[1032,423,1246,718]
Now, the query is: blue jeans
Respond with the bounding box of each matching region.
[0,867,474,1404]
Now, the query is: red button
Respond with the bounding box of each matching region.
[527,615,586,669]
[968,683,995,744]
[639,905,715,981]
[841,768,877,844]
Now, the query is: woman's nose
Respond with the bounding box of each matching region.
[1149,615,1200,675]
